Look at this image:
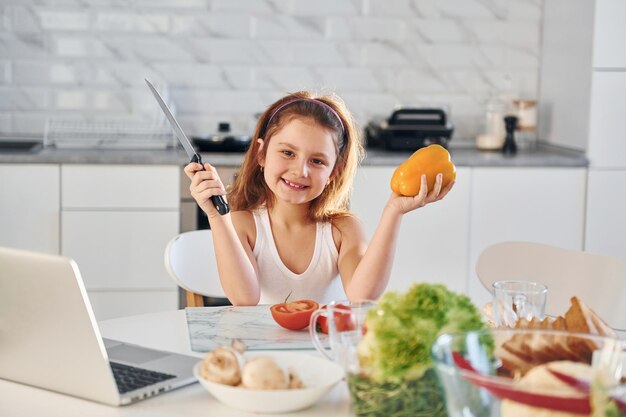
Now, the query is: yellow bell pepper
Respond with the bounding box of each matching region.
[390,144,456,196]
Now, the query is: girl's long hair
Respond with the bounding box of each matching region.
[227,91,364,222]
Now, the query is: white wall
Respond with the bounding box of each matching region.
[0,0,544,143]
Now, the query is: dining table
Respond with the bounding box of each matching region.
[0,308,353,417]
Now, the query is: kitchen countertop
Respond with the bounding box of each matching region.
[0,142,588,167]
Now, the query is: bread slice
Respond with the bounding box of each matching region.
[550,315,582,361]
[524,317,560,361]
[564,296,616,337]
[502,324,535,364]
[494,343,533,377]
[563,296,617,361]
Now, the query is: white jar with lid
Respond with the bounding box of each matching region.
[513,99,537,131]
[476,96,510,150]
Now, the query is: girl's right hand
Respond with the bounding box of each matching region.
[183,162,227,218]
[386,173,454,215]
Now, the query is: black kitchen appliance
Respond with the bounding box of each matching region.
[192,122,251,152]
[365,108,454,151]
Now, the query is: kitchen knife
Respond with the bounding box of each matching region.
[145,79,229,215]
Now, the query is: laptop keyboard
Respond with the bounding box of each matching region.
[110,362,176,394]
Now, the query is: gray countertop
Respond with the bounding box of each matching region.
[0,142,588,168]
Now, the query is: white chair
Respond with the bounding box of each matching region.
[164,230,227,307]
[476,241,626,330]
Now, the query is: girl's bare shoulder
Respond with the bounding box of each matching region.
[230,209,254,221]
[331,213,362,231]
[330,213,366,248]
[229,210,257,249]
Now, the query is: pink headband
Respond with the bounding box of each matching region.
[265,97,345,134]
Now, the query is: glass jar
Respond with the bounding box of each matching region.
[476,96,509,150]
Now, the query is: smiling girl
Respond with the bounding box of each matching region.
[184,91,454,306]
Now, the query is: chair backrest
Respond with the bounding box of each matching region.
[164,230,226,306]
[476,241,626,330]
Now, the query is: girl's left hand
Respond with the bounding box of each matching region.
[386,173,455,215]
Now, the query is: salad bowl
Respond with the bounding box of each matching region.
[432,328,626,417]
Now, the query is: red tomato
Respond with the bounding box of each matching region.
[315,304,355,334]
[270,299,319,331]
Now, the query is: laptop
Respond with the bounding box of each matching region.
[0,246,198,406]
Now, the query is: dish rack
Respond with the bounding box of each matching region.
[44,118,176,150]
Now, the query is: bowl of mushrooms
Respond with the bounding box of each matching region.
[193,341,345,413]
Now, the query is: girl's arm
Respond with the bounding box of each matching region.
[338,173,455,301]
[208,212,260,305]
[184,162,260,305]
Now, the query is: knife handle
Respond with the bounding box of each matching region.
[191,154,230,216]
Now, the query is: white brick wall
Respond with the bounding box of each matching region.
[0,0,543,140]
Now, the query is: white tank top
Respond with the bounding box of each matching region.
[252,208,346,305]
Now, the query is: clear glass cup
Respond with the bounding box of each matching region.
[309,300,374,374]
[492,280,547,327]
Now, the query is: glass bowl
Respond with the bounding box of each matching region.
[432,329,626,417]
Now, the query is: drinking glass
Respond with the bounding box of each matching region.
[492,280,547,327]
[308,300,374,373]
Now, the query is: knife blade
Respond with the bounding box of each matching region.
[145,79,229,216]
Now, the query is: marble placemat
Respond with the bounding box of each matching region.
[186,305,327,351]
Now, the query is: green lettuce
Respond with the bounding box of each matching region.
[357,283,485,382]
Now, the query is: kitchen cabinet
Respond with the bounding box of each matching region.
[350,166,471,295]
[60,165,180,320]
[539,0,626,278]
[467,167,587,306]
[352,166,587,307]
[592,0,626,68]
[585,169,626,259]
[587,72,626,168]
[585,1,626,262]
[584,0,626,260]
[0,158,592,319]
[0,164,60,254]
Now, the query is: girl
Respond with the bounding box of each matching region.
[184,91,454,306]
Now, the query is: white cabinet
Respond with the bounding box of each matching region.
[539,0,626,154]
[351,166,471,294]
[0,164,60,254]
[62,165,178,208]
[1,161,593,318]
[585,169,626,259]
[468,167,587,306]
[585,1,626,259]
[61,211,178,289]
[352,166,587,306]
[593,0,626,68]
[60,165,180,320]
[588,72,626,168]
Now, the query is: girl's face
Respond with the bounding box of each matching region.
[259,117,338,207]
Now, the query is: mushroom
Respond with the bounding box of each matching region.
[288,367,305,389]
[200,346,245,386]
[241,356,289,390]
[230,338,246,354]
